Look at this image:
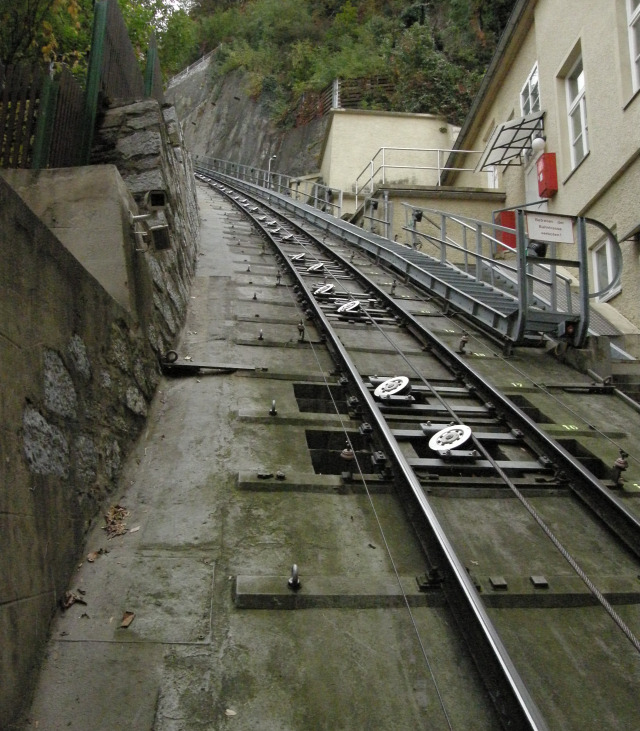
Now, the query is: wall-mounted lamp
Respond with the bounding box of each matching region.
[412,209,423,223]
[531,135,546,154]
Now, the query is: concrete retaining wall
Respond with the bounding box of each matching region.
[0,99,199,725]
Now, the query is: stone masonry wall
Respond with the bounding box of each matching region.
[91,99,200,349]
[0,99,199,726]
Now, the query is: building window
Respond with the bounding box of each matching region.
[566,57,588,168]
[629,0,640,91]
[592,238,621,301]
[521,64,540,115]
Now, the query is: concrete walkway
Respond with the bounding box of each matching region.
[23,183,466,730]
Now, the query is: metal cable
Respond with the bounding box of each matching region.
[279,222,640,657]
[270,221,456,729]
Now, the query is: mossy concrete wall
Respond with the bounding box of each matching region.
[0,99,199,726]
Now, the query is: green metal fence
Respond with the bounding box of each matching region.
[0,0,164,170]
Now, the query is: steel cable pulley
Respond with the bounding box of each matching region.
[373,376,411,399]
[428,424,472,452]
[337,300,362,314]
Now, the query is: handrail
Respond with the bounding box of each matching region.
[585,217,623,300]
[354,147,484,209]
[166,49,216,88]
[400,202,593,343]
[197,155,344,218]
[412,205,575,292]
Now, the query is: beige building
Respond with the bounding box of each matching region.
[292,108,461,218]
[293,3,640,333]
[445,0,640,328]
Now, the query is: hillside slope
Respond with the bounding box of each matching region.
[165,63,328,179]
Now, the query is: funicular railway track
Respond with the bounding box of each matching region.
[195,173,640,729]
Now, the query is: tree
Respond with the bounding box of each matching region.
[0,0,84,66]
[160,9,198,75]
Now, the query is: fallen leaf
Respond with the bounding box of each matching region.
[120,611,135,628]
[225,709,237,717]
[87,551,99,562]
[60,591,87,610]
[103,504,129,538]
[129,525,141,533]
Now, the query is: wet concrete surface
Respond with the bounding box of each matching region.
[22,184,501,730]
[21,182,640,730]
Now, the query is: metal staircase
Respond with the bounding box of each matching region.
[194,163,622,352]
[401,204,622,350]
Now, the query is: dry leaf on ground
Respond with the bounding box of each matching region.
[103,504,130,538]
[120,611,135,628]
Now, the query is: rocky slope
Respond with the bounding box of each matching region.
[165,62,328,179]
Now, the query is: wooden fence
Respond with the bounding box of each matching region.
[0,63,43,168]
[0,0,164,170]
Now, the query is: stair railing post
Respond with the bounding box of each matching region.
[575,216,590,347]
[513,209,528,343]
[475,224,483,280]
[440,215,447,263]
[549,241,558,312]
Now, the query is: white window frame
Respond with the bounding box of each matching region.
[629,0,640,91]
[566,57,588,169]
[520,63,540,116]
[486,165,499,189]
[591,238,621,302]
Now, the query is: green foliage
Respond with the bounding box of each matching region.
[389,22,481,123]
[0,0,90,67]
[160,9,198,76]
[180,0,517,126]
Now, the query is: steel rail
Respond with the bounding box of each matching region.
[196,167,518,338]
[236,177,640,656]
[200,171,640,561]
[206,176,549,729]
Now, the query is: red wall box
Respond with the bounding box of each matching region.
[537,152,558,198]
[495,209,516,249]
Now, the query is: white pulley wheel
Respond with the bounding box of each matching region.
[307,263,325,272]
[429,424,472,452]
[337,300,361,314]
[291,253,305,261]
[314,283,335,295]
[373,376,411,399]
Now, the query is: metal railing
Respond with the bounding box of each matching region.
[197,155,344,218]
[166,50,216,89]
[354,147,485,209]
[401,203,622,346]
[402,202,575,310]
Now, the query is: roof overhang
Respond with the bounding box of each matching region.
[475,111,545,171]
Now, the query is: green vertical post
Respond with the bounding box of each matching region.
[81,0,108,164]
[32,75,58,169]
[144,38,157,98]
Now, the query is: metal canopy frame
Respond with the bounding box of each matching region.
[476,111,545,171]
